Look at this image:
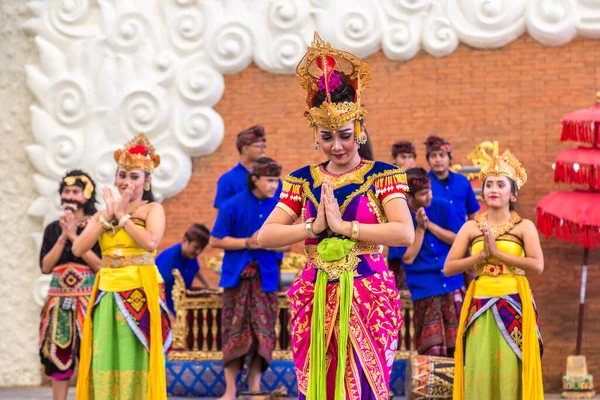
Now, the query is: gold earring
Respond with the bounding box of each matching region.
[313,127,319,151]
[144,182,150,191]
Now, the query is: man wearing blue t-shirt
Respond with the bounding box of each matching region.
[425,135,480,222]
[399,168,465,357]
[156,224,211,315]
[210,157,288,400]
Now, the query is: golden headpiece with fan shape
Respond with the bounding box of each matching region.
[296,32,371,144]
[480,149,527,189]
[113,132,160,172]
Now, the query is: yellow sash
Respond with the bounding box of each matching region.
[76,265,167,400]
[453,275,544,400]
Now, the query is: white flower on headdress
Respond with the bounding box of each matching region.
[386,338,398,367]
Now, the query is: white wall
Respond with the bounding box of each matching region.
[0,0,43,386]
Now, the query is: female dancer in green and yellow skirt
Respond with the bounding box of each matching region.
[443,150,544,400]
[73,132,171,400]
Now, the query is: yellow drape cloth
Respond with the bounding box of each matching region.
[76,228,167,400]
[453,242,544,400]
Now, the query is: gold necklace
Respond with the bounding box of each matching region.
[475,211,522,238]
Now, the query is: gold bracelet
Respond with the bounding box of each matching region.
[350,221,360,242]
[98,215,115,233]
[305,218,317,239]
[119,213,131,228]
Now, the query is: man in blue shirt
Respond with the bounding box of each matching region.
[425,135,480,222]
[210,157,288,400]
[400,168,465,357]
[156,224,211,316]
[213,125,268,208]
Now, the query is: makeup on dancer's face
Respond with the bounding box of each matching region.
[483,176,512,207]
[115,168,146,197]
[60,186,86,211]
[318,121,358,164]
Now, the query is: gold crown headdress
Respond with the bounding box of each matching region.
[480,149,527,189]
[296,32,371,146]
[113,132,160,172]
[63,175,94,199]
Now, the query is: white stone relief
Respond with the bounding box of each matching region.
[23,0,600,300]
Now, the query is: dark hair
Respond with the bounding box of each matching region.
[142,172,156,202]
[246,157,276,191]
[59,170,98,215]
[184,223,210,247]
[312,76,374,160]
[405,167,430,196]
[482,176,518,211]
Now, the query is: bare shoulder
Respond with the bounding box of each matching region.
[461,220,481,239]
[134,201,164,220]
[517,218,537,233]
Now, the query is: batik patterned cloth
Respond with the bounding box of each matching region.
[76,222,172,400]
[278,159,408,400]
[412,288,464,356]
[39,263,95,380]
[221,263,278,372]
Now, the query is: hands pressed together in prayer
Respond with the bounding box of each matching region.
[101,185,135,221]
[478,223,499,260]
[59,210,78,242]
[415,208,429,230]
[311,179,348,236]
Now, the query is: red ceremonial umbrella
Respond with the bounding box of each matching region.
[537,94,600,356]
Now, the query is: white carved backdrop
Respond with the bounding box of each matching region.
[24,0,600,304]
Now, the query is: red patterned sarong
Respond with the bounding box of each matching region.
[221,263,278,370]
[413,288,464,356]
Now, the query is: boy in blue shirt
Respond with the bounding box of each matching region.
[210,157,287,400]
[401,168,465,357]
[156,224,211,315]
[425,135,480,222]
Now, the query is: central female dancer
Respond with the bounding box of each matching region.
[258,33,415,400]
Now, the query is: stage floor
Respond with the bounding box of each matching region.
[0,387,567,399]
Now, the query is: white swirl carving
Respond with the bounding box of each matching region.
[270,33,305,71]
[33,275,52,307]
[109,12,148,50]
[175,108,224,156]
[526,0,578,46]
[118,89,168,137]
[337,9,382,54]
[268,0,304,31]
[382,0,433,19]
[577,0,600,37]
[177,64,224,106]
[50,79,87,126]
[169,10,204,52]
[174,0,197,7]
[48,0,94,38]
[449,0,527,48]
[423,3,459,57]
[382,20,421,61]
[208,22,253,74]
[151,148,192,199]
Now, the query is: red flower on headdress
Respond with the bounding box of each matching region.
[128,145,147,156]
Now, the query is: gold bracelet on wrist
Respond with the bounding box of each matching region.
[305,218,317,239]
[350,220,360,242]
[98,215,115,233]
[118,214,131,228]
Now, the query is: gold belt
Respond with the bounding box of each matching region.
[474,262,525,277]
[305,242,380,281]
[102,253,155,269]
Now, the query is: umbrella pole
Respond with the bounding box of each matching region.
[575,247,589,355]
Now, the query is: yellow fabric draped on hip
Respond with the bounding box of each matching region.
[97,265,164,292]
[76,264,167,400]
[453,275,544,400]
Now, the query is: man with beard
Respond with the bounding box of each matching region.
[39,170,102,400]
[400,168,464,357]
[213,125,281,208]
[210,157,288,400]
[425,135,480,222]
